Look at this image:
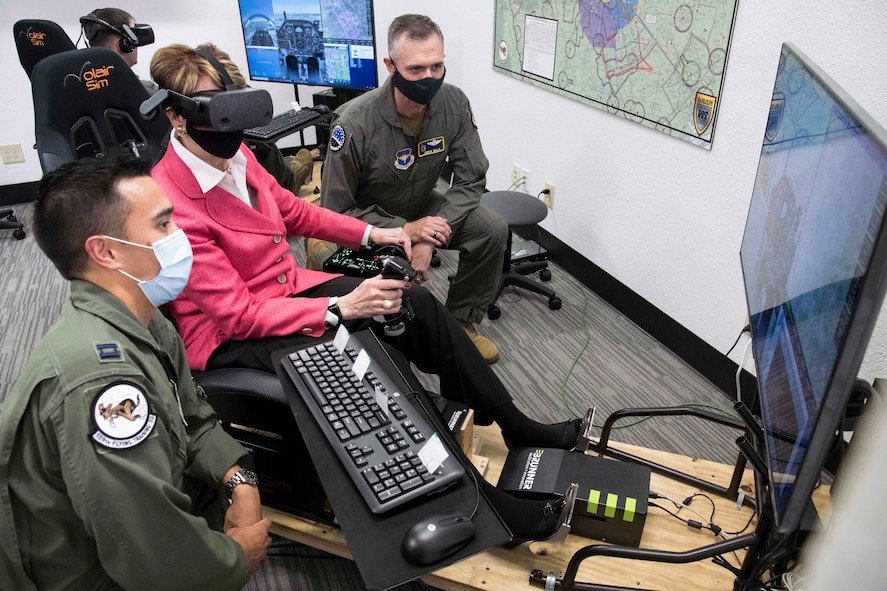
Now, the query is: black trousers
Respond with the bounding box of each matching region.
[206,276,512,415]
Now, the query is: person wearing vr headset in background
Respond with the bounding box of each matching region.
[147,44,587,540]
[0,156,271,590]
[79,7,158,93]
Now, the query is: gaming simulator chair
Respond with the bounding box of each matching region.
[30,47,170,173]
[13,19,77,79]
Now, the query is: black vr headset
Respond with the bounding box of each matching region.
[139,50,272,132]
[79,12,155,53]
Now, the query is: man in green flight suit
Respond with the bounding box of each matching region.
[0,157,271,590]
[320,14,507,364]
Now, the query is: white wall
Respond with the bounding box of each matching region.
[3,1,887,379]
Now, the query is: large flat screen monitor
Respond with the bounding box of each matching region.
[237,0,379,92]
[740,43,887,536]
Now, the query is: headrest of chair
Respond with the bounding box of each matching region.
[32,47,148,101]
[14,19,78,78]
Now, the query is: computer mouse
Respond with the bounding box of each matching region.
[312,104,331,114]
[401,511,476,566]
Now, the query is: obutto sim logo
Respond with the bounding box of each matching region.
[64,62,115,92]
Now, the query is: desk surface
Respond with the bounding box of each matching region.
[265,425,831,591]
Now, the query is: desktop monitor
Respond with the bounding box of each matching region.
[740,43,887,536]
[237,0,379,93]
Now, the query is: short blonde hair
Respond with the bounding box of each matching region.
[150,43,247,101]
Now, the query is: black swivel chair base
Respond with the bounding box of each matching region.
[1,209,26,240]
[480,191,561,320]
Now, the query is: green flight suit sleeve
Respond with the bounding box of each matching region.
[50,374,250,591]
[152,316,247,487]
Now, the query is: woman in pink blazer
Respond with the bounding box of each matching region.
[150,43,585,452]
[148,41,589,543]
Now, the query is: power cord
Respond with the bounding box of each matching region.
[507,177,527,191]
[735,336,753,404]
[648,490,754,569]
[721,324,751,401]
[560,289,589,418]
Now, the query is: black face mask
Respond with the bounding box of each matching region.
[185,122,243,159]
[183,89,244,159]
[391,68,446,105]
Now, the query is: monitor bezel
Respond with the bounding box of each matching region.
[741,42,887,536]
[236,0,380,93]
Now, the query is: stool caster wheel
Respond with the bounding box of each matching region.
[540,268,552,281]
[487,304,501,320]
[548,297,562,311]
[13,229,26,240]
[430,250,441,268]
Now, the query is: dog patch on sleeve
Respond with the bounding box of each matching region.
[91,383,156,450]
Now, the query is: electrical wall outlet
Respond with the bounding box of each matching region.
[544,182,555,208]
[0,144,25,165]
[521,167,531,193]
[512,163,522,189]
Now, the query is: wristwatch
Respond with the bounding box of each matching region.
[326,296,343,328]
[224,468,258,499]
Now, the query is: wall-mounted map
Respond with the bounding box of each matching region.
[493,1,740,149]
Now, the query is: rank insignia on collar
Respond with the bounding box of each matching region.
[91,383,156,450]
[418,136,445,158]
[329,124,346,152]
[395,148,414,170]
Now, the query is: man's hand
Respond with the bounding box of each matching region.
[403,216,451,247]
[409,242,434,284]
[337,276,410,319]
[368,226,412,261]
[227,519,272,574]
[224,484,264,532]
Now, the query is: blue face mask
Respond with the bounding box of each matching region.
[104,229,193,307]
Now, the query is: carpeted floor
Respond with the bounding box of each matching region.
[0,201,741,589]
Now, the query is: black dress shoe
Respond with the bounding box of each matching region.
[503,482,578,549]
[503,407,594,450]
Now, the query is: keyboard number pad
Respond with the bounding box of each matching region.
[361,451,435,504]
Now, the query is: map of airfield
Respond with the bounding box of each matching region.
[493,0,739,148]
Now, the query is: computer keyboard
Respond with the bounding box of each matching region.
[243,108,320,141]
[280,331,465,514]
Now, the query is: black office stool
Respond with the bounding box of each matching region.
[1,209,26,240]
[481,190,561,319]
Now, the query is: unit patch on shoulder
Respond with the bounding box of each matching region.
[395,148,414,170]
[418,136,445,158]
[91,383,156,450]
[94,342,124,363]
[329,124,346,152]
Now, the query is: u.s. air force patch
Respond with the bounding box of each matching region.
[329,124,346,152]
[395,148,414,170]
[91,383,156,450]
